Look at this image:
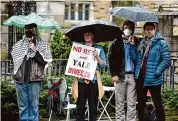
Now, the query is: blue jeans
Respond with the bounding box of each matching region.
[15,82,41,121]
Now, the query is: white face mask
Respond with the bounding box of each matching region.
[124,29,132,36]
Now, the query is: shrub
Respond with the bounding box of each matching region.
[1,78,50,119]
[101,71,113,86]
[39,89,49,118]
[50,30,72,59]
[1,79,19,120]
[98,42,111,57]
[1,50,8,59]
[162,88,178,110]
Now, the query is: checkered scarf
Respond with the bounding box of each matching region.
[137,37,152,57]
[137,37,152,68]
[11,36,52,74]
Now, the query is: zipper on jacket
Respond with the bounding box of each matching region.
[143,47,152,85]
[22,56,26,83]
[30,59,33,81]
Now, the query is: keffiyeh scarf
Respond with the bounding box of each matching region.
[11,36,52,74]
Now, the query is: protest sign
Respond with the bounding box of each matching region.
[65,43,100,80]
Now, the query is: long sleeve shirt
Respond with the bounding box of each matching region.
[79,43,107,83]
[124,43,134,73]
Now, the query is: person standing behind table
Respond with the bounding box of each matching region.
[72,27,107,121]
[129,22,171,121]
[108,20,137,121]
[11,23,52,121]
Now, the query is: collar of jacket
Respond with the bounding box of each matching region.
[151,33,164,46]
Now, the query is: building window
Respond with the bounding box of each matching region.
[173,18,178,36]
[85,4,89,20]
[65,2,91,21]
[65,4,69,20]
[78,4,83,20]
[70,4,75,20]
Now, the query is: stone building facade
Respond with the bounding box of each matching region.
[139,2,178,73]
[1,0,178,60]
[1,0,112,59]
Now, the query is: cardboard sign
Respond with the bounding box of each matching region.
[65,43,101,80]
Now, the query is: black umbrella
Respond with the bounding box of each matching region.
[65,20,123,42]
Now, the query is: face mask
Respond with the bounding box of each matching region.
[25,31,33,38]
[124,29,132,36]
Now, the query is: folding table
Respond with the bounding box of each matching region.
[98,86,115,121]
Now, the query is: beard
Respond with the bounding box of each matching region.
[145,33,155,40]
[25,31,34,38]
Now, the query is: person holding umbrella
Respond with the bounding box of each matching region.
[130,22,171,121]
[3,12,60,121]
[11,23,52,121]
[65,20,123,121]
[108,20,137,121]
[75,27,107,121]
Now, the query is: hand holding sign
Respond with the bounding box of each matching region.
[65,43,101,80]
[93,49,99,58]
[77,76,84,80]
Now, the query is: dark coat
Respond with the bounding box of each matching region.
[108,39,125,78]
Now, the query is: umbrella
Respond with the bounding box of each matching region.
[3,12,61,29]
[109,7,158,23]
[65,20,123,42]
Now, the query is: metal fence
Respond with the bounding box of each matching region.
[162,59,178,88]
[1,58,178,88]
[1,60,12,80]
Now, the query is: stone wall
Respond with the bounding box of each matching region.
[36,1,65,25]
[93,1,111,21]
[171,51,178,73]
[158,15,178,74]
[136,2,178,74]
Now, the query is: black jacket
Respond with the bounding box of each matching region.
[108,36,141,78]
[108,39,125,78]
[13,51,47,82]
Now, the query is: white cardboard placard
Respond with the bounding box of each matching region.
[65,43,100,80]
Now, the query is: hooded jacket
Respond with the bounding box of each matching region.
[130,33,171,86]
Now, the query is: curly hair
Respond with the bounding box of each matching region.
[122,20,135,35]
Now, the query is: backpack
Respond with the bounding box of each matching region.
[144,104,158,121]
